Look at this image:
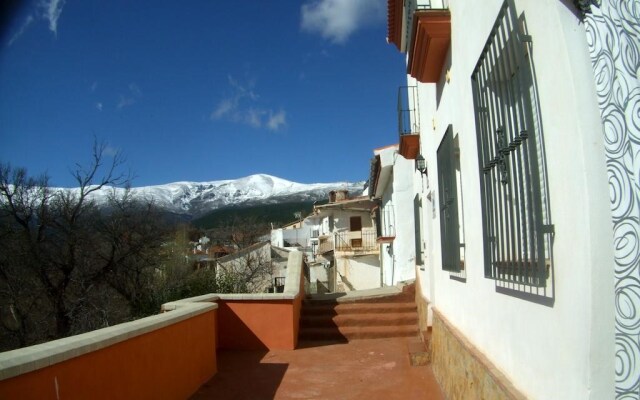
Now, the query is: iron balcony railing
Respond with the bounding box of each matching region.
[334,229,378,252]
[404,0,450,49]
[398,86,420,136]
[415,0,449,10]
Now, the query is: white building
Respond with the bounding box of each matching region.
[272,191,381,293]
[368,144,418,286]
[385,0,638,399]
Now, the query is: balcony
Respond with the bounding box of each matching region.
[334,229,378,254]
[407,4,451,83]
[398,85,421,159]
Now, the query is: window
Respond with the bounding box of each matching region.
[350,216,362,232]
[375,204,396,240]
[438,125,461,272]
[471,0,552,286]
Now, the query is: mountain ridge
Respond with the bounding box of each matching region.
[64,173,365,217]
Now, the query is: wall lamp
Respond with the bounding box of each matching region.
[416,154,427,175]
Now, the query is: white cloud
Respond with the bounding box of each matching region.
[117,83,142,109]
[301,0,385,44]
[41,0,66,36]
[267,110,287,131]
[246,109,264,128]
[96,102,103,111]
[211,76,287,132]
[128,83,142,97]
[117,96,135,109]
[7,1,66,45]
[7,15,34,46]
[103,145,120,157]
[212,98,235,119]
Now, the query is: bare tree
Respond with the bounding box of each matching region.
[0,142,168,350]
[215,242,274,293]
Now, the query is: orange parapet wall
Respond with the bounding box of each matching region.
[0,304,217,400]
[217,298,301,350]
[216,251,305,351]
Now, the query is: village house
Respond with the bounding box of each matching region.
[380,0,638,398]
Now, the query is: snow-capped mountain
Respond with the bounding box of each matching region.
[71,174,364,217]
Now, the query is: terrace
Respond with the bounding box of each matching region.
[0,251,444,399]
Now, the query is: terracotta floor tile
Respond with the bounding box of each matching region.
[191,337,444,400]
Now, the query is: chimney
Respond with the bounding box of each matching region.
[329,190,349,203]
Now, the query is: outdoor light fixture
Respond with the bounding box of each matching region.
[416,154,427,175]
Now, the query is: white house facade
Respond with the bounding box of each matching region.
[386,0,637,399]
[369,144,419,286]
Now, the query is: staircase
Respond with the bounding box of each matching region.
[299,283,420,342]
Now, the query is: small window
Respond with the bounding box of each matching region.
[350,216,362,231]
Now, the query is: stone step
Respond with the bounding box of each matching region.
[299,324,419,341]
[302,301,417,316]
[300,312,417,328]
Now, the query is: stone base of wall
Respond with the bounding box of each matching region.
[431,309,527,400]
[414,271,431,341]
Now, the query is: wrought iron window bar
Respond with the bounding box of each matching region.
[471,0,553,287]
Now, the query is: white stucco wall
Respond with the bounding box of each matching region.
[391,153,418,284]
[337,255,381,291]
[412,1,615,399]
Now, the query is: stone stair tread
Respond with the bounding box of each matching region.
[299,325,419,340]
[300,312,417,328]
[302,302,417,316]
[299,284,420,342]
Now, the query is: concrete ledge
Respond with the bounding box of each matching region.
[0,301,216,381]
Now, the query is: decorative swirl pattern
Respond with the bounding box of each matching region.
[585,1,640,398]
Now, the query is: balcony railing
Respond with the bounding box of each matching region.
[404,1,449,49]
[334,229,378,252]
[398,86,421,159]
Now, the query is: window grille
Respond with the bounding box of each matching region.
[471,0,552,287]
[438,125,461,272]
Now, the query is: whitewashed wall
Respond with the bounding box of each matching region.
[414,0,615,399]
[336,255,380,291]
[390,152,418,284]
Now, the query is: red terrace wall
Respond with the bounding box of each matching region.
[217,297,302,351]
[0,310,217,400]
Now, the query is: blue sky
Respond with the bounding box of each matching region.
[0,0,406,187]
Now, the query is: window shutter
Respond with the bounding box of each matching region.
[438,125,461,272]
[414,194,424,265]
